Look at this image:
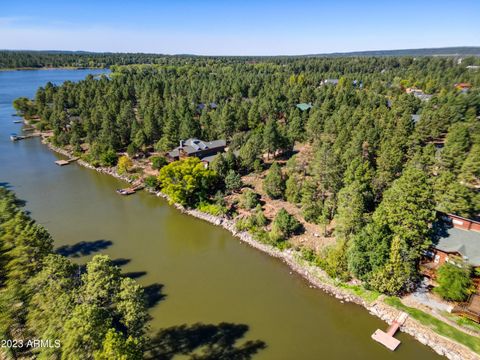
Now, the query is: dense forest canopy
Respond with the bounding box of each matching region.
[13,54,480,295]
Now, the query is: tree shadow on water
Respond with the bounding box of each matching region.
[0,182,12,189]
[55,239,113,257]
[111,258,131,267]
[123,271,147,279]
[145,322,267,360]
[143,283,167,308]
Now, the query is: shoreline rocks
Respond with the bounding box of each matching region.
[44,141,479,360]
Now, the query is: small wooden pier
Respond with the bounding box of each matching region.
[54,157,79,166]
[10,133,41,141]
[116,182,144,196]
[371,312,408,351]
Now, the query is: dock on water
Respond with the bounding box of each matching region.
[371,312,408,351]
[54,157,79,166]
[116,182,144,196]
[10,133,41,141]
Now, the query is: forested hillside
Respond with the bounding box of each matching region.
[14,55,480,295]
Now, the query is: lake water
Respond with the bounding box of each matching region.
[0,69,441,359]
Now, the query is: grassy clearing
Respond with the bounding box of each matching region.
[384,297,480,354]
[456,317,480,333]
[441,311,480,333]
[338,283,381,303]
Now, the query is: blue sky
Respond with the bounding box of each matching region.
[1,0,479,55]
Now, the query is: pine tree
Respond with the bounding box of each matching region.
[334,181,366,238]
[369,237,413,295]
[459,144,480,187]
[82,255,121,307]
[263,162,285,199]
[263,118,282,159]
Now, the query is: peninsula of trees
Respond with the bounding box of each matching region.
[13,54,480,298]
[0,188,148,359]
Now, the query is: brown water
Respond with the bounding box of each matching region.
[0,70,442,359]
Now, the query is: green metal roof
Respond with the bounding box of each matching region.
[296,103,313,111]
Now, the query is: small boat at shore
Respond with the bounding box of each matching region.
[116,182,144,196]
[10,133,21,141]
[13,120,23,123]
[116,188,136,195]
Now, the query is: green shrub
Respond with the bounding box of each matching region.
[240,189,260,210]
[151,156,168,170]
[100,149,118,167]
[225,170,243,192]
[235,206,267,233]
[197,202,227,216]
[301,248,319,264]
[144,175,159,189]
[317,239,350,281]
[271,209,302,240]
[252,228,270,244]
[434,262,474,301]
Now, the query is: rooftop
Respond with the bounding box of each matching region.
[411,114,421,123]
[296,103,313,111]
[433,223,480,267]
[167,138,226,158]
[322,78,339,85]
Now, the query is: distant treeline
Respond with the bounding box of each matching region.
[2,47,480,69]
[0,51,188,69]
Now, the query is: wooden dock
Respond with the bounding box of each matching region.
[54,157,79,166]
[10,133,41,141]
[116,182,144,196]
[372,312,408,351]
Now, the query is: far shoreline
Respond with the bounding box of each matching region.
[0,66,108,71]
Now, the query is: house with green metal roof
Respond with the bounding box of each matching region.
[296,103,312,111]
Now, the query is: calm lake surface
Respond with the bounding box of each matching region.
[0,69,441,359]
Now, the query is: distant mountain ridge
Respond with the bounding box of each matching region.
[307,47,480,57]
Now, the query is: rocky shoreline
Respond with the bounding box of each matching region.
[45,141,479,360]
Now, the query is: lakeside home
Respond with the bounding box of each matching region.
[405,87,433,101]
[423,213,480,272]
[166,138,226,165]
[422,214,480,273]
